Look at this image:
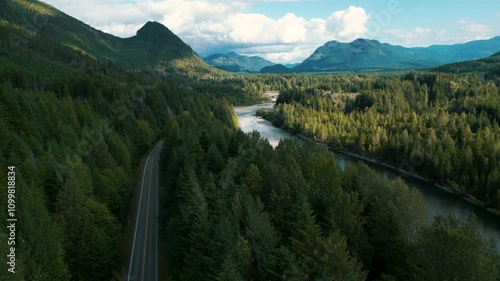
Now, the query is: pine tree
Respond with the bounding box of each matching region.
[242,194,278,280]
[55,170,91,280]
[413,214,499,281]
[267,246,307,281]
[182,210,213,281]
[241,164,263,196]
[18,179,70,281]
[207,143,225,173]
[207,212,250,281]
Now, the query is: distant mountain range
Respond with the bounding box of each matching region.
[207,37,500,73]
[291,37,500,72]
[203,52,276,72]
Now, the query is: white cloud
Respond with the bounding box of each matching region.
[226,12,308,44]
[455,20,494,42]
[455,20,492,36]
[381,19,496,47]
[218,6,370,62]
[97,23,145,37]
[234,44,319,64]
[382,27,434,46]
[415,27,432,36]
[461,24,491,33]
[261,45,319,64]
[326,6,370,41]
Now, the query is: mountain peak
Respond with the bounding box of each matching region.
[352,38,380,44]
[138,21,169,33]
[134,21,183,46]
[324,40,340,47]
[352,38,369,43]
[324,38,380,47]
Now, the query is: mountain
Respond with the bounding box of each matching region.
[203,52,275,72]
[260,64,291,74]
[294,39,436,72]
[0,0,215,75]
[292,37,500,72]
[284,63,300,68]
[433,51,500,78]
[425,38,500,62]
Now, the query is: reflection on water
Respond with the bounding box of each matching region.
[235,104,500,250]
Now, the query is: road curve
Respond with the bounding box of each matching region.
[127,142,163,281]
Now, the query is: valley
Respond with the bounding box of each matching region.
[0,0,499,281]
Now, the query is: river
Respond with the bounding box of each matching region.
[235,103,500,250]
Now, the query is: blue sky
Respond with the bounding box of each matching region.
[41,0,500,63]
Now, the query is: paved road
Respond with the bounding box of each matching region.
[127,142,163,281]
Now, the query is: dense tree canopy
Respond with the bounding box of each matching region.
[159,102,499,280]
[260,73,500,209]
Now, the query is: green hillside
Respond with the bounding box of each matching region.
[433,52,500,79]
[0,0,216,75]
[203,52,276,72]
[260,64,291,73]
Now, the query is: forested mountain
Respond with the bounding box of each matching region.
[290,37,500,72]
[0,0,215,74]
[294,39,436,72]
[204,52,276,72]
[284,63,300,68]
[425,37,500,62]
[434,51,500,78]
[260,64,291,74]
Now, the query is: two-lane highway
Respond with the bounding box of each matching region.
[127,142,163,281]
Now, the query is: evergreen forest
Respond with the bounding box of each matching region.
[0,0,499,280]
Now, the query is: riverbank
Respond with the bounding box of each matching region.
[291,129,500,217]
[238,104,500,249]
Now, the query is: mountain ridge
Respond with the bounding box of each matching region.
[291,37,500,73]
[203,52,276,72]
[433,51,500,78]
[260,64,290,74]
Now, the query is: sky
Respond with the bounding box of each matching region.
[41,0,500,64]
